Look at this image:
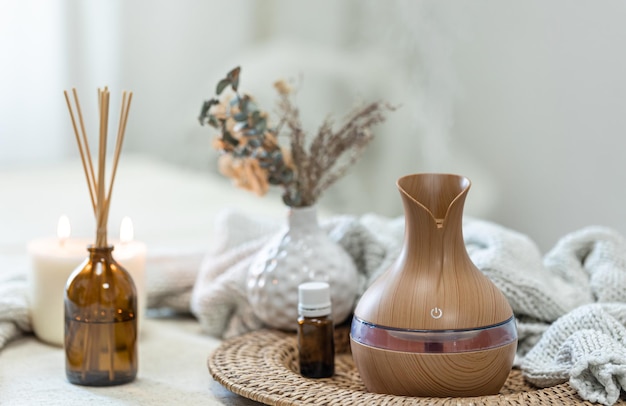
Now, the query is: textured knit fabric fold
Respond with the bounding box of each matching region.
[0,261,31,348]
[519,226,626,405]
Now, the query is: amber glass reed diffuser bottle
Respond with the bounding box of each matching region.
[63,87,137,386]
[297,282,334,378]
[65,246,137,385]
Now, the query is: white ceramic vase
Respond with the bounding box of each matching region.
[246,206,358,330]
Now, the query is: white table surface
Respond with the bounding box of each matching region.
[0,317,263,406]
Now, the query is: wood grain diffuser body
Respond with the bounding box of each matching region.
[350,173,517,397]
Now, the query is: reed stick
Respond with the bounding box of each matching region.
[96,88,110,248]
[63,91,96,213]
[106,91,133,215]
[107,264,115,381]
[72,88,97,205]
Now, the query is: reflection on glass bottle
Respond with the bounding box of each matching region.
[65,245,137,386]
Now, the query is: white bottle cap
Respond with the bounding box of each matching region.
[298,282,332,317]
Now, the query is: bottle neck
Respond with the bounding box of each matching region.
[288,205,320,234]
[299,305,331,318]
[87,245,115,259]
[398,177,469,267]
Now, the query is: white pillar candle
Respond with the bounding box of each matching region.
[27,216,147,347]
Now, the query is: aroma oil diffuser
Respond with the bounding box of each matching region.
[350,173,517,397]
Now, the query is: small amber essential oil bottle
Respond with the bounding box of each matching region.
[297,282,334,378]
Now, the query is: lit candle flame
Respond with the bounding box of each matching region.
[57,215,71,246]
[120,216,134,243]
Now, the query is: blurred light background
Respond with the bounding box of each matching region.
[2,0,626,251]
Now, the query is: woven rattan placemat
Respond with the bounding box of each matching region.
[208,327,624,405]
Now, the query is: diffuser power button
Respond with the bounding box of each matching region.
[430,307,443,319]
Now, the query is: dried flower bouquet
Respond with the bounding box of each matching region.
[199,66,393,208]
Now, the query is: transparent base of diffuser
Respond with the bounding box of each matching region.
[350,316,517,354]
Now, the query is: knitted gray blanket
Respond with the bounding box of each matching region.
[191,210,626,405]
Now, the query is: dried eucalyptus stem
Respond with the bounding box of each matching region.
[199,66,394,208]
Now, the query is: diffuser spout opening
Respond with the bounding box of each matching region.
[397,173,470,227]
